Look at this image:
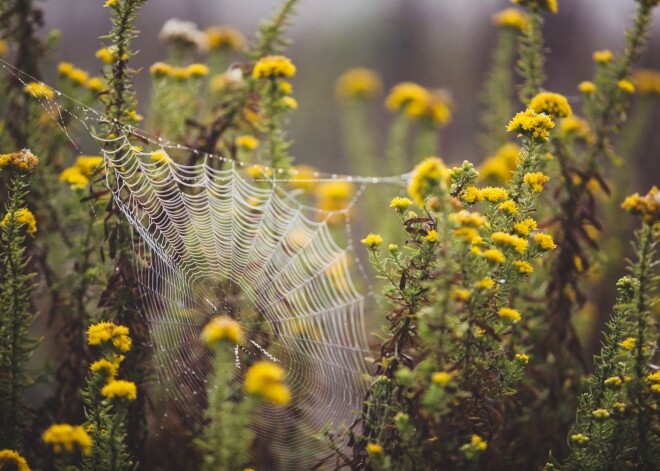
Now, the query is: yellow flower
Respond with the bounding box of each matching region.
[101,380,137,401]
[75,156,104,175]
[0,39,8,58]
[578,81,596,94]
[150,150,171,164]
[506,108,555,142]
[87,322,132,352]
[449,210,487,228]
[315,181,354,214]
[592,409,610,420]
[425,230,439,243]
[171,67,190,81]
[336,68,383,101]
[150,62,173,78]
[561,115,593,143]
[617,79,635,94]
[571,433,589,445]
[529,92,572,119]
[498,307,522,323]
[475,277,495,290]
[90,359,118,380]
[533,232,556,250]
[604,376,623,387]
[59,167,89,190]
[0,149,39,172]
[385,82,429,112]
[592,49,613,63]
[498,200,518,215]
[388,244,399,253]
[652,384,660,395]
[205,26,246,51]
[42,424,92,455]
[479,143,520,183]
[634,69,660,96]
[523,172,550,192]
[85,76,105,92]
[492,8,527,30]
[401,89,452,127]
[186,63,209,78]
[201,316,244,346]
[492,231,528,254]
[366,442,384,456]
[0,449,30,471]
[452,288,471,301]
[431,371,455,386]
[252,55,296,79]
[470,434,488,451]
[462,186,484,204]
[647,371,660,382]
[95,46,124,64]
[621,186,660,224]
[515,353,529,364]
[279,81,293,94]
[408,157,451,205]
[511,0,558,14]
[244,361,291,405]
[282,96,298,109]
[513,217,537,236]
[361,233,383,249]
[483,248,506,264]
[619,337,637,350]
[23,81,54,100]
[66,67,90,86]
[104,0,119,7]
[513,260,534,273]
[236,135,259,150]
[1,208,37,236]
[390,196,413,212]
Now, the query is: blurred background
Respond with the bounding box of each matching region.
[42,0,659,188]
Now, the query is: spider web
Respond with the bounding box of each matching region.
[4,62,409,469]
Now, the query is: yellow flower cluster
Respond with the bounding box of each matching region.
[431,371,455,386]
[0,39,7,57]
[634,69,660,95]
[451,288,471,301]
[87,322,132,352]
[475,277,495,290]
[59,155,103,190]
[479,143,520,183]
[481,186,508,202]
[201,316,244,346]
[244,361,291,405]
[315,181,354,224]
[425,230,439,243]
[236,135,259,150]
[593,49,613,63]
[0,149,39,172]
[385,82,452,127]
[95,46,128,64]
[499,200,518,215]
[571,433,589,445]
[498,307,522,322]
[101,379,138,401]
[42,424,92,455]
[515,353,530,364]
[513,260,534,273]
[511,0,558,14]
[561,115,593,143]
[619,337,637,350]
[408,157,451,205]
[529,92,572,119]
[252,55,296,79]
[621,186,660,223]
[23,81,54,100]
[58,62,97,89]
[90,358,119,380]
[617,79,635,94]
[150,62,209,80]
[533,232,556,250]
[513,218,537,236]
[335,68,383,101]
[492,231,528,254]
[366,442,384,456]
[389,196,413,212]
[1,208,37,236]
[361,233,383,249]
[0,449,30,471]
[578,81,596,94]
[483,248,506,264]
[492,8,528,30]
[450,210,487,243]
[469,434,488,452]
[205,26,246,51]
[523,172,550,192]
[506,109,555,142]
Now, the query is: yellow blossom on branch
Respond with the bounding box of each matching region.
[492,231,528,253]
[529,92,573,119]
[0,149,39,172]
[408,157,451,205]
[335,68,383,102]
[533,232,556,250]
[523,172,550,192]
[244,361,291,405]
[483,248,506,264]
[236,135,259,150]
[389,196,413,212]
[475,277,495,290]
[366,442,384,456]
[1,208,37,236]
[42,424,92,455]
[511,0,558,14]
[205,26,246,51]
[252,55,296,79]
[23,81,54,100]
[481,186,508,202]
[618,79,636,94]
[592,50,613,63]
[492,8,528,31]
[498,307,522,322]
[499,200,518,215]
[506,109,555,142]
[101,380,138,401]
[578,81,596,94]
[87,322,132,352]
[361,233,383,249]
[0,450,30,471]
[90,359,118,380]
[513,260,534,273]
[201,316,244,346]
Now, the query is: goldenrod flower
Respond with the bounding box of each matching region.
[85,76,105,92]
[619,337,636,350]
[647,371,660,382]
[634,69,660,95]
[244,361,291,405]
[205,26,246,51]
[87,322,132,352]
[493,8,527,30]
[425,230,439,243]
[431,371,454,386]
[252,55,296,79]
[483,248,506,264]
[533,232,556,250]
[578,81,596,94]
[104,0,119,7]
[592,50,613,63]
[90,359,118,380]
[388,244,399,253]
[481,186,508,203]
[492,231,528,254]
[0,149,39,172]
[515,353,530,364]
[592,409,610,420]
[561,115,593,143]
[513,218,537,236]
[95,46,125,64]
[385,82,429,113]
[452,288,471,301]
[469,434,488,451]
[462,186,484,204]
[42,424,92,456]
[479,143,520,183]
[150,150,171,164]
[511,0,558,14]
[23,81,54,100]
[529,92,572,119]
[361,233,383,249]
[617,79,635,94]
[604,376,623,388]
[75,156,104,175]
[612,402,627,413]
[59,167,89,190]
[498,200,518,215]
[366,442,384,456]
[498,307,522,323]
[570,433,589,446]
[279,81,293,94]
[315,181,354,218]
[449,210,487,228]
[1,208,37,236]
[187,63,209,78]
[506,109,555,142]
[523,172,550,192]
[621,186,660,223]
[171,67,190,81]
[201,316,244,346]
[0,449,30,471]
[408,157,451,205]
[236,135,259,150]
[475,277,495,290]
[335,68,383,101]
[513,260,534,273]
[389,196,413,212]
[282,96,298,109]
[101,380,137,401]
[150,62,173,78]
[651,384,660,395]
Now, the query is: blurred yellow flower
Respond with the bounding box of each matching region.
[205,26,246,51]
[335,68,383,101]
[533,232,556,250]
[187,63,209,78]
[617,79,635,94]
[592,49,613,63]
[0,449,30,471]
[634,69,660,95]
[201,316,244,346]
[479,143,520,183]
[578,81,596,94]
[1,208,37,236]
[244,361,291,405]
[513,260,534,273]
[42,424,92,455]
[23,81,54,100]
[483,248,506,263]
[408,157,451,205]
[498,307,522,322]
[493,8,528,30]
[529,92,572,119]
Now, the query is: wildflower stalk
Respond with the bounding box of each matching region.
[251,0,300,59]
[0,169,38,450]
[517,8,546,104]
[413,124,438,162]
[385,114,410,176]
